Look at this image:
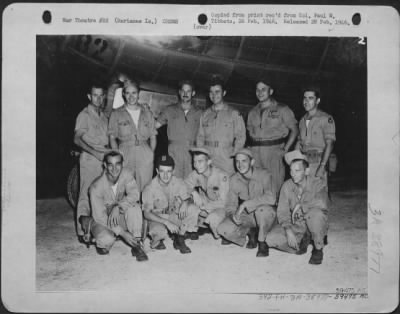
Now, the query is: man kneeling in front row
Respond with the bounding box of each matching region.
[142,155,200,254]
[79,150,148,261]
[266,150,329,265]
[217,149,277,257]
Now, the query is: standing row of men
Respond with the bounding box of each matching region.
[74,73,336,265]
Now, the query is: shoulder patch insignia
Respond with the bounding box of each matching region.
[223,176,227,182]
[328,117,333,124]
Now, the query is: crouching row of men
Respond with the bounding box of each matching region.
[80,147,329,265]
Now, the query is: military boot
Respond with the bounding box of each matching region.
[256,241,269,257]
[78,215,94,248]
[185,231,199,240]
[95,247,110,255]
[296,231,311,255]
[309,248,323,265]
[131,243,149,262]
[152,240,166,250]
[173,234,191,254]
[246,227,258,249]
[221,238,232,245]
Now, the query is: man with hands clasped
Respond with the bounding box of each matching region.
[266,150,329,265]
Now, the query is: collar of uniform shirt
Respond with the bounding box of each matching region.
[211,103,228,112]
[88,103,102,116]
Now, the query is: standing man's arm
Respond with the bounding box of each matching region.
[108,112,119,150]
[74,113,108,161]
[316,116,336,177]
[281,106,299,152]
[232,110,246,152]
[74,130,106,161]
[196,114,205,147]
[155,106,168,129]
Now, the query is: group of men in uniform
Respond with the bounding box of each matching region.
[74,73,335,265]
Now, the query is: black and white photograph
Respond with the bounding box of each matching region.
[2,4,399,313]
[35,34,368,292]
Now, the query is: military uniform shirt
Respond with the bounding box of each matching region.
[298,110,336,152]
[157,103,203,143]
[89,168,140,235]
[277,176,328,229]
[75,104,109,149]
[185,166,230,212]
[197,104,246,151]
[226,167,276,214]
[108,104,157,143]
[247,98,297,140]
[142,176,190,214]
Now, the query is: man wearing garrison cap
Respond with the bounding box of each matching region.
[217,148,277,257]
[142,154,200,254]
[266,150,329,265]
[184,147,230,240]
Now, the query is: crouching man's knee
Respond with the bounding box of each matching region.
[255,205,276,221]
[95,229,116,251]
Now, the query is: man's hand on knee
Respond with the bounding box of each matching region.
[108,206,120,227]
[119,230,139,247]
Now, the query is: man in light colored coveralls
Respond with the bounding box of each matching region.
[247,78,298,194]
[196,76,246,175]
[156,80,203,179]
[74,83,110,242]
[109,81,157,192]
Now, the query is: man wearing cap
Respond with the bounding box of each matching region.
[74,83,111,243]
[156,80,203,179]
[79,150,148,261]
[247,79,298,193]
[266,150,329,265]
[185,147,230,239]
[196,76,246,175]
[142,155,200,254]
[217,148,277,257]
[295,87,336,186]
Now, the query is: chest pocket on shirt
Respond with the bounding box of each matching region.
[267,110,280,127]
[118,120,132,137]
[207,186,220,201]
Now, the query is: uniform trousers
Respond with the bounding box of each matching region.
[218,205,276,246]
[250,144,285,194]
[266,208,328,251]
[148,204,200,247]
[119,142,153,192]
[76,152,103,236]
[91,204,143,251]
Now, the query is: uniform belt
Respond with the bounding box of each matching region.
[120,139,148,146]
[168,140,196,146]
[249,137,286,146]
[204,140,232,148]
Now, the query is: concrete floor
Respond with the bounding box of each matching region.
[36,187,368,298]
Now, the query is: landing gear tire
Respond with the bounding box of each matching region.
[67,163,79,209]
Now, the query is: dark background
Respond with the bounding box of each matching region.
[36,35,367,199]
